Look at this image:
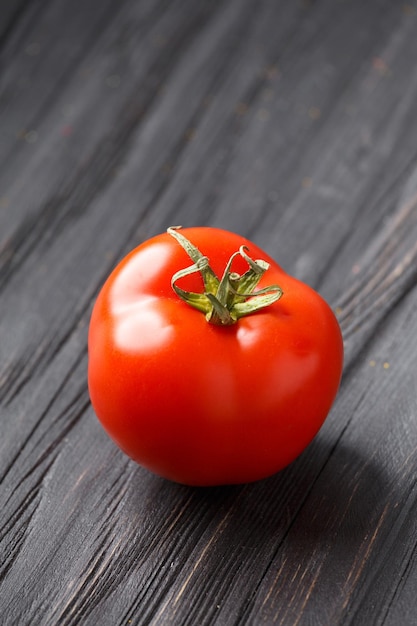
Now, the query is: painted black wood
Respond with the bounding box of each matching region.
[2,1,417,624]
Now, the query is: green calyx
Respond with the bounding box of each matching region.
[168,227,283,326]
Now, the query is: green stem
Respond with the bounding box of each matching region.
[168,226,283,325]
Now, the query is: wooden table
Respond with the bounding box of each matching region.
[2,1,417,624]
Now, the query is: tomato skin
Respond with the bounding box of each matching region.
[88,227,343,486]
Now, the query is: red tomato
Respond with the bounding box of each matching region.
[88,227,343,486]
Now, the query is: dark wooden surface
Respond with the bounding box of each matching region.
[2,1,417,624]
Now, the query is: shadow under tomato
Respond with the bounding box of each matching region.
[132,433,390,554]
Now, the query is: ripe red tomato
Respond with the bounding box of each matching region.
[88,227,343,486]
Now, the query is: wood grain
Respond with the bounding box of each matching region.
[1,1,417,624]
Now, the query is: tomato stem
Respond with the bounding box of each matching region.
[168,227,283,325]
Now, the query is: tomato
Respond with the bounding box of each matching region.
[88,227,343,486]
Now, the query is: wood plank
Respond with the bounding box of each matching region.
[1,1,417,624]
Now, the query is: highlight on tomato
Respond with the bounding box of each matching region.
[88,226,344,486]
